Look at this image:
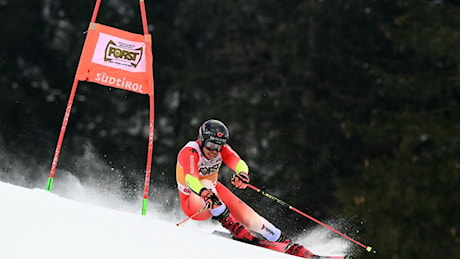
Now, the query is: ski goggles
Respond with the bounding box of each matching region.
[204,141,222,152]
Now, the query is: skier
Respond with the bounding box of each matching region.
[175,119,313,257]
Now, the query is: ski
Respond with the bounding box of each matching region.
[212,230,350,259]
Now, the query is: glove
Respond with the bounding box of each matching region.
[231,172,250,189]
[199,188,222,209]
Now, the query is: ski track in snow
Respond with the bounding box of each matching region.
[0,180,353,258]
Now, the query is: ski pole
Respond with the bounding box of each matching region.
[176,204,209,226]
[247,184,374,253]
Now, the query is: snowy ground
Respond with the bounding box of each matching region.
[0,179,353,259]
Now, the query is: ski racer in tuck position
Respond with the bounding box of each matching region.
[175,119,314,258]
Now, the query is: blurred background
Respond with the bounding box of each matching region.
[0,0,459,258]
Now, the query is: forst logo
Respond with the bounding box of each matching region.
[104,40,143,68]
[199,164,220,176]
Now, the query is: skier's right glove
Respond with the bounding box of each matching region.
[199,188,222,209]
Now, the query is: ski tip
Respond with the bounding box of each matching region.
[313,255,351,259]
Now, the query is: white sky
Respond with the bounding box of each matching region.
[0,180,352,259]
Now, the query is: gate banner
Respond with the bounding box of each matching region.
[75,23,154,95]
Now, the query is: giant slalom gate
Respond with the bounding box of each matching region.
[45,0,155,215]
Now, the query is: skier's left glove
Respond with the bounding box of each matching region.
[231,172,250,189]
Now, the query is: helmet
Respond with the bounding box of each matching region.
[198,119,229,146]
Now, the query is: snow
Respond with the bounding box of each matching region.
[0,180,352,258]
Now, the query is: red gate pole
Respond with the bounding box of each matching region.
[139,0,155,215]
[46,79,78,191]
[142,96,154,215]
[139,0,149,35]
[46,0,103,192]
[89,0,102,24]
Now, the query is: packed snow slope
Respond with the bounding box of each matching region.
[0,180,352,258]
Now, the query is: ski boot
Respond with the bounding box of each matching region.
[214,208,259,244]
[285,243,315,258]
[276,233,292,245]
